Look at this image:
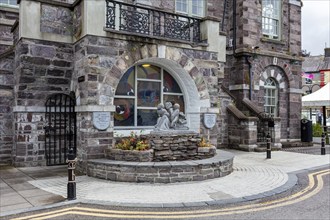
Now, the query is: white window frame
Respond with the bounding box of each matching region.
[175,0,205,17]
[114,64,184,129]
[0,0,18,7]
[262,0,281,39]
[264,78,278,117]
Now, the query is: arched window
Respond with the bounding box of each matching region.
[114,64,185,128]
[264,78,278,117]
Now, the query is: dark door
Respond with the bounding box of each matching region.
[45,93,76,166]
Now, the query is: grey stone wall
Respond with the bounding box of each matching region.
[15,39,73,106]
[0,53,14,164]
[0,8,19,54]
[148,133,216,161]
[73,34,223,171]
[12,38,73,166]
[223,0,302,141]
[40,4,73,36]
[88,150,234,183]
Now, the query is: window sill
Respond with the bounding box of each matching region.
[0,4,19,13]
[260,37,286,45]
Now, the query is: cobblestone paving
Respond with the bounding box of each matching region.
[28,165,288,204]
[27,150,330,205]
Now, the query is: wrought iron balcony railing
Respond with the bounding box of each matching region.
[105,0,201,43]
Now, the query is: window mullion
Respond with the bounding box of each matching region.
[161,68,164,104]
[134,67,138,127]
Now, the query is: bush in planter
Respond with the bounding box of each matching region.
[115,132,150,151]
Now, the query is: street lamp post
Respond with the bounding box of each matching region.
[302,84,320,120]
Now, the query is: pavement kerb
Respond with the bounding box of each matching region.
[1,164,329,218]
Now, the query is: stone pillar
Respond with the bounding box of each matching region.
[75,106,114,173]
[0,53,15,164]
[238,118,258,151]
[272,117,282,148]
[12,107,46,166]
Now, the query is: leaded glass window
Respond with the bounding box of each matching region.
[264,78,278,117]
[262,0,281,39]
[114,64,185,128]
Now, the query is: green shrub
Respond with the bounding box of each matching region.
[312,123,323,137]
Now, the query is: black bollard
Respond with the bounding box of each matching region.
[266,133,271,159]
[67,147,77,200]
[321,133,326,155]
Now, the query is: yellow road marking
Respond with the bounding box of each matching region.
[11,169,329,220]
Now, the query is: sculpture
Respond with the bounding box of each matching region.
[154,102,188,131]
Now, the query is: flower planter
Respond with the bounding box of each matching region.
[197,145,217,158]
[106,148,153,162]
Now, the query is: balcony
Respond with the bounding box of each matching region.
[105,0,202,44]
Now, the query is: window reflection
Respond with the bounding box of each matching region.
[137,109,158,126]
[137,65,161,79]
[163,71,182,93]
[115,67,135,96]
[114,99,134,126]
[137,81,161,107]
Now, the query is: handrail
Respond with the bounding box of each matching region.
[105,0,201,43]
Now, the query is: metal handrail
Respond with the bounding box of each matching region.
[105,0,201,43]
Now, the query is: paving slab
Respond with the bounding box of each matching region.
[0,150,329,216]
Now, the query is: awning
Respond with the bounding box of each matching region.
[302,83,330,107]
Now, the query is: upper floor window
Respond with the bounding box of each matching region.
[262,0,281,39]
[176,0,205,17]
[264,78,278,117]
[0,0,18,7]
[114,64,185,128]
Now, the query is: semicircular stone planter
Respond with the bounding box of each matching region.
[87,150,234,183]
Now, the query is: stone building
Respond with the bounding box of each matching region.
[0,0,302,168]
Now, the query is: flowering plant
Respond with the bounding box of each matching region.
[197,137,212,148]
[115,132,150,151]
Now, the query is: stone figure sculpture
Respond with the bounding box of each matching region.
[154,102,188,131]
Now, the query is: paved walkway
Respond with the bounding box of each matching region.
[1,150,330,216]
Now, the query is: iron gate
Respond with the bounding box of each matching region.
[45,93,76,166]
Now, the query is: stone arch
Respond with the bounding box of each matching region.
[259,65,289,91]
[101,45,209,132]
[254,56,294,89]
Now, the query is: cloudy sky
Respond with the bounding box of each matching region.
[302,0,330,55]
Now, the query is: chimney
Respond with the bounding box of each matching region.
[325,48,330,57]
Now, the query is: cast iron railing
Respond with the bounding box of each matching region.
[105,0,201,43]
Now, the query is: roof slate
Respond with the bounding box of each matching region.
[302,56,330,72]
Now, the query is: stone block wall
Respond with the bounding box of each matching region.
[0,53,15,164]
[148,132,216,161]
[14,39,73,106]
[87,150,234,183]
[40,4,73,36]
[0,7,18,54]
[225,0,301,56]
[227,114,258,151]
[11,38,73,166]
[76,110,113,173]
[13,110,46,166]
[72,34,223,171]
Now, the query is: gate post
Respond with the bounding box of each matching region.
[67,147,77,200]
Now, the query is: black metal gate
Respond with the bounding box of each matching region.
[45,93,76,166]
